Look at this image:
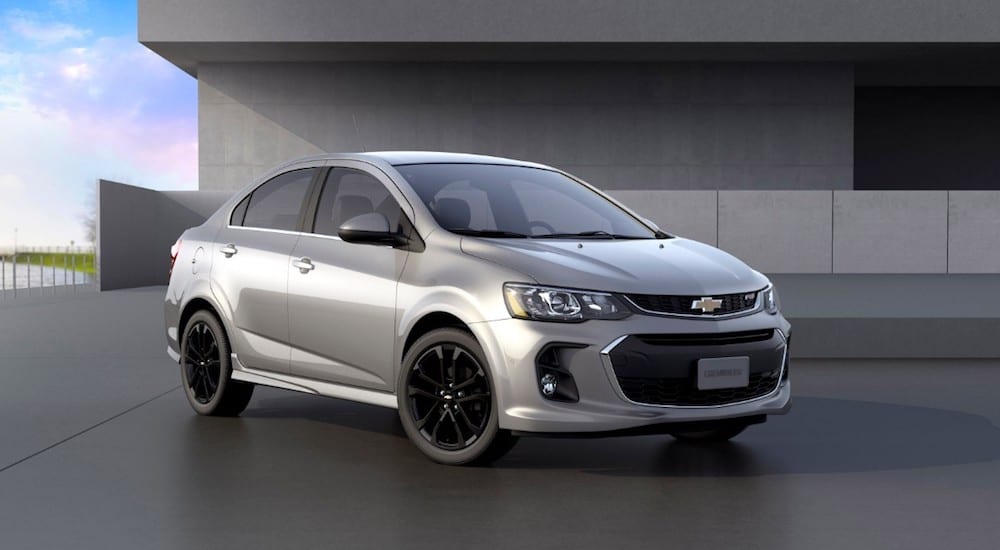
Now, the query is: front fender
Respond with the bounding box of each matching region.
[395,286,489,372]
[394,287,517,423]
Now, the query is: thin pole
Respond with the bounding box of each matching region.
[72,255,76,291]
[1,255,5,298]
[11,254,16,298]
[51,255,55,295]
[26,255,31,296]
[63,254,67,286]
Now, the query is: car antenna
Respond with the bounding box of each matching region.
[352,113,367,152]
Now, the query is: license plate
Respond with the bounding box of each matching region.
[697,357,750,390]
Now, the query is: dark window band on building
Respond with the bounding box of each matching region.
[856,87,1000,191]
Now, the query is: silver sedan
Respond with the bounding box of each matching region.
[165,152,791,465]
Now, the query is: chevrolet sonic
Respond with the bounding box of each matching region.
[164,152,791,465]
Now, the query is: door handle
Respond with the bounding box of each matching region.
[292,257,315,274]
[220,244,238,258]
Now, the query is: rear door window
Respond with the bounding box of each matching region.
[241,169,316,231]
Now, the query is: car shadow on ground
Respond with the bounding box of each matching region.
[243,389,409,438]
[240,392,1000,476]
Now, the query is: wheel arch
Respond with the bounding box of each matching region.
[396,303,512,421]
[401,311,473,362]
[178,296,227,342]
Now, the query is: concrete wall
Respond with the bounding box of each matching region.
[608,190,1000,274]
[97,180,231,291]
[198,62,854,192]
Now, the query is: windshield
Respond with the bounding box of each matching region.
[396,163,661,239]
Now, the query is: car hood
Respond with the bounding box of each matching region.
[460,237,768,295]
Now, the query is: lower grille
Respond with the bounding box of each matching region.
[617,368,782,406]
[635,329,773,347]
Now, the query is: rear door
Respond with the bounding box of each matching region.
[287,163,412,390]
[211,167,318,374]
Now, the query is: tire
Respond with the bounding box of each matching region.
[397,328,518,465]
[179,310,254,417]
[669,424,747,443]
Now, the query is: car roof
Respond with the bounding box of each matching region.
[284,151,553,170]
[365,151,551,168]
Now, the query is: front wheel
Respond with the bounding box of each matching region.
[180,310,254,416]
[397,328,517,465]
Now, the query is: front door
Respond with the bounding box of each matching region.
[287,164,410,390]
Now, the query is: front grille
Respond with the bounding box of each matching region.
[617,368,782,406]
[625,291,759,316]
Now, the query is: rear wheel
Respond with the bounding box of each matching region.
[180,310,254,416]
[397,328,517,465]
[669,424,747,443]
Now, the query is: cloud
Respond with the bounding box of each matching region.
[0,10,197,247]
[0,105,195,247]
[2,29,198,184]
[0,173,24,191]
[6,11,90,45]
[61,62,92,80]
[51,0,88,13]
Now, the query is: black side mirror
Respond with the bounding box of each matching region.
[338,213,407,247]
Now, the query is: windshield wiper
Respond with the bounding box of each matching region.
[531,230,648,240]
[449,229,529,238]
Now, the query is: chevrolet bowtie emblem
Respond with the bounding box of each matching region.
[692,297,723,313]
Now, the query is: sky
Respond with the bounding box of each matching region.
[0,0,196,248]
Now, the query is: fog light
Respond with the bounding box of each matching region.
[540,373,558,396]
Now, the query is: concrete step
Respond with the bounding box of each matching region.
[773,274,1000,358]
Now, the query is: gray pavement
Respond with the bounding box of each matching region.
[2,287,1000,549]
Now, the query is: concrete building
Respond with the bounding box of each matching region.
[98,0,1000,356]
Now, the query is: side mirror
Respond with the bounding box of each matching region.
[338,212,407,247]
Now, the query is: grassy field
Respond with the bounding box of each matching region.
[0,253,96,274]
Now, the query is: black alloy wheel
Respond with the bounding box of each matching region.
[397,328,517,465]
[184,320,222,404]
[179,310,254,416]
[407,344,492,450]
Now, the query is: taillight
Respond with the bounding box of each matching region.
[169,238,182,277]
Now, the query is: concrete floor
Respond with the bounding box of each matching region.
[2,287,1000,549]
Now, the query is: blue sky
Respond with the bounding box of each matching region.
[0,0,197,248]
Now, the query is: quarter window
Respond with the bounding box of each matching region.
[230,195,250,226]
[240,169,316,231]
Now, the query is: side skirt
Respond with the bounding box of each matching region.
[230,353,398,409]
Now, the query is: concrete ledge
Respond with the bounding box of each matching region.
[788,318,1000,359]
[774,274,1000,358]
[140,1,1000,45]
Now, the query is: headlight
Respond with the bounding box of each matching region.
[762,284,779,314]
[503,283,631,322]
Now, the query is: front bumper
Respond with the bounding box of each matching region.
[476,311,792,433]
